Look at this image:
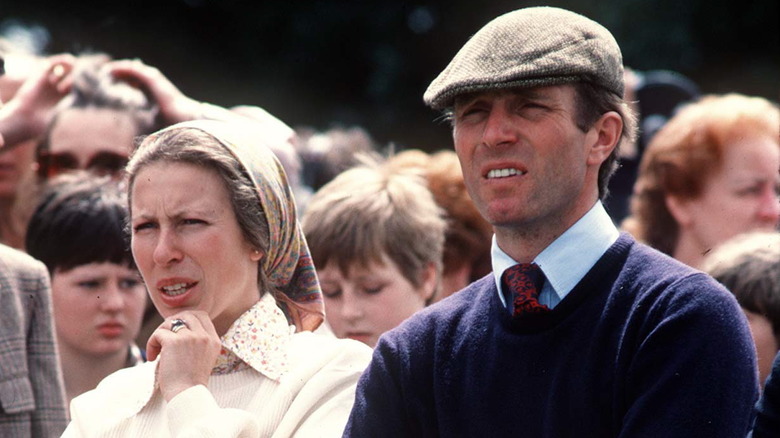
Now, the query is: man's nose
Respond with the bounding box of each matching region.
[482,106,517,149]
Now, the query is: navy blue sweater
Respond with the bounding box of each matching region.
[344,234,758,437]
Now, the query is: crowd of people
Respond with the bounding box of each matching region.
[0,5,778,437]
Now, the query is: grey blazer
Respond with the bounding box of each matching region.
[0,244,67,437]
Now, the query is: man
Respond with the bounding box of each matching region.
[0,243,68,437]
[344,7,758,437]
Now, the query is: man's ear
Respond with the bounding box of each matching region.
[586,111,622,166]
[665,194,694,227]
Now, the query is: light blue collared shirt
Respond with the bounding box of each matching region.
[492,201,619,310]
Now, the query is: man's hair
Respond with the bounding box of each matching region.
[572,82,637,200]
[621,94,780,255]
[302,158,446,303]
[25,172,134,274]
[703,231,780,342]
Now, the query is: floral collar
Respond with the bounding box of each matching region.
[211,292,292,381]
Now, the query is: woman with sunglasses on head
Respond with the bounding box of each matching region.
[10,54,159,251]
[33,54,160,180]
[62,120,372,437]
[26,172,147,406]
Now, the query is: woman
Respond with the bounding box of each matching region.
[25,172,146,405]
[301,159,446,348]
[622,93,780,268]
[62,120,371,437]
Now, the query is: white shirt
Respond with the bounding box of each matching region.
[492,201,619,310]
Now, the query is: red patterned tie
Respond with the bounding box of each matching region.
[501,263,549,316]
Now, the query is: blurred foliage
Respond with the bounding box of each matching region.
[2,0,777,150]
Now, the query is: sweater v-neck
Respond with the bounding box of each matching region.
[496,233,634,334]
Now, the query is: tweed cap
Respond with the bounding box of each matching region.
[424,7,624,110]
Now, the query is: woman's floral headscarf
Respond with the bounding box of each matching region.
[142,119,324,332]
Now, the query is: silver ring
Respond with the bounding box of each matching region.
[170,318,188,333]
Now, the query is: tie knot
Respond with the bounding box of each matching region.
[501,263,549,316]
[503,263,544,289]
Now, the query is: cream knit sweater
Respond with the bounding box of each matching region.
[62,332,372,437]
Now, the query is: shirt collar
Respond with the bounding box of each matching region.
[214,292,293,381]
[492,201,618,305]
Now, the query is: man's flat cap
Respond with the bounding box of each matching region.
[424,7,624,110]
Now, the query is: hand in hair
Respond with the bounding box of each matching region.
[106,59,201,125]
[107,58,261,126]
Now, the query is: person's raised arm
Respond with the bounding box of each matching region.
[0,53,74,149]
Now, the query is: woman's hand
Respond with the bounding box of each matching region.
[0,53,75,148]
[147,311,222,402]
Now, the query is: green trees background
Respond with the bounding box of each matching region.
[3,0,777,150]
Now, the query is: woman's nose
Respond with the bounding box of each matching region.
[756,186,780,225]
[152,229,183,266]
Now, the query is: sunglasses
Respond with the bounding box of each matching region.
[36,151,129,179]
